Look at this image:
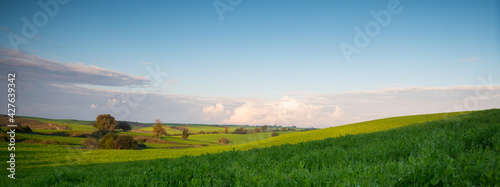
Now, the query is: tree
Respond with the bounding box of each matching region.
[254,127,261,133]
[94,114,116,133]
[281,127,287,131]
[262,125,268,132]
[233,127,247,134]
[218,137,230,144]
[116,121,132,131]
[181,129,189,140]
[152,119,166,138]
[223,126,229,134]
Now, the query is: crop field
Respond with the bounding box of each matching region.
[1,109,498,186]
[188,131,299,144]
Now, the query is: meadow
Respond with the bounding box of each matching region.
[0,109,498,186]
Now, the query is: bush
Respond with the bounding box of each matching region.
[137,143,147,149]
[233,127,247,134]
[7,125,32,133]
[223,127,229,134]
[40,139,58,144]
[70,131,89,137]
[116,122,132,131]
[81,137,99,147]
[99,133,119,149]
[197,131,206,134]
[133,135,166,144]
[271,132,279,137]
[99,134,138,149]
[281,127,287,131]
[0,132,8,142]
[114,135,137,149]
[218,137,230,144]
[89,131,106,139]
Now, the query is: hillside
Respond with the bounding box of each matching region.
[2,109,498,186]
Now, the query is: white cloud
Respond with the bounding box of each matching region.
[0,48,148,86]
[90,104,98,109]
[140,62,152,65]
[222,96,346,127]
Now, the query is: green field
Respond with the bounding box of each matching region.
[188,131,299,144]
[1,109,498,186]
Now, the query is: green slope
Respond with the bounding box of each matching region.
[2,109,498,186]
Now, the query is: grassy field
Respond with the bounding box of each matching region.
[1,109,498,186]
[188,131,299,144]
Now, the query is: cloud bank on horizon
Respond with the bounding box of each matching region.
[1,48,499,128]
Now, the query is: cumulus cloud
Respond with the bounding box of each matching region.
[0,48,148,86]
[90,104,98,109]
[222,96,346,127]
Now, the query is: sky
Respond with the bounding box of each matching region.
[0,0,499,128]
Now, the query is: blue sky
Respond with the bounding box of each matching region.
[0,0,499,127]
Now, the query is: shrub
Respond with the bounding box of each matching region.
[223,126,229,134]
[233,127,247,134]
[40,139,57,144]
[70,131,89,137]
[116,122,132,131]
[99,134,138,149]
[137,143,147,149]
[7,125,32,133]
[89,131,106,139]
[133,135,165,144]
[218,137,230,144]
[281,127,287,131]
[99,133,118,149]
[81,137,99,147]
[182,129,189,140]
[197,131,206,134]
[114,135,137,149]
[271,132,279,137]
[0,132,8,142]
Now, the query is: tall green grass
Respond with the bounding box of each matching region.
[2,109,498,186]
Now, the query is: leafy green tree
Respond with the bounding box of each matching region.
[93,114,116,133]
[153,119,166,138]
[116,121,132,131]
[182,129,189,140]
[262,125,268,132]
[254,127,261,133]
